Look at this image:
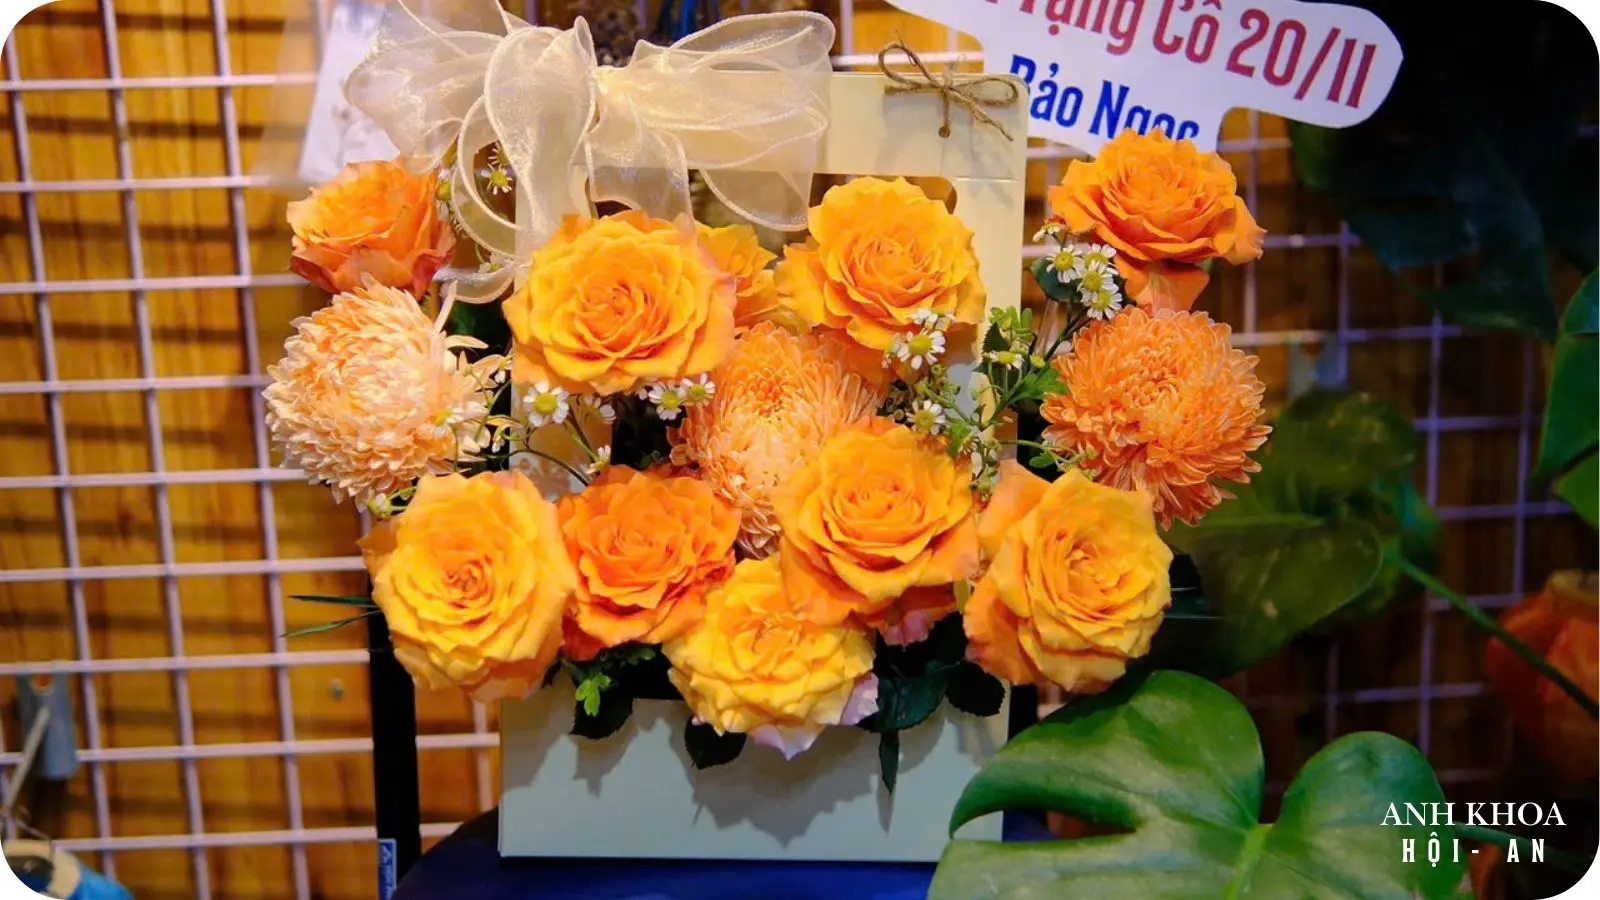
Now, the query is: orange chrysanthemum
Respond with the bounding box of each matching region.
[669,322,882,556]
[1040,308,1270,528]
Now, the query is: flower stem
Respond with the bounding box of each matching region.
[1400,559,1598,719]
[523,447,591,488]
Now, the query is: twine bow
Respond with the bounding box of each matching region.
[877,40,1022,142]
[344,1,835,300]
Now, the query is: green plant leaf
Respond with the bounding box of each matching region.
[1028,258,1079,306]
[290,594,378,608]
[1534,272,1599,483]
[879,730,900,795]
[1166,390,1425,675]
[1556,454,1599,529]
[281,609,379,639]
[684,720,745,769]
[571,688,633,740]
[573,673,613,718]
[932,670,1462,900]
[1286,2,1595,339]
[945,662,1005,718]
[445,294,512,348]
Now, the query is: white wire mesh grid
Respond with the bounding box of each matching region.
[0,1,1570,898]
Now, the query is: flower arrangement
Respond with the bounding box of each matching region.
[270,127,1270,779]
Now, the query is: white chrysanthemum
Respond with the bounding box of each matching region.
[264,283,489,505]
[523,381,570,428]
[682,373,716,406]
[647,382,687,421]
[1077,242,1117,273]
[909,400,946,436]
[894,330,946,370]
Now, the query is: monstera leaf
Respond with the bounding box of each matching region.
[931,671,1462,900]
[1534,272,1599,528]
[1165,391,1434,675]
[1289,1,1596,339]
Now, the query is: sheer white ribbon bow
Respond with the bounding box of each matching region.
[345,1,836,299]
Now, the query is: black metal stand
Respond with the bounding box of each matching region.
[366,609,422,896]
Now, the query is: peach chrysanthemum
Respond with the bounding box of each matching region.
[1040,308,1270,528]
[265,283,491,505]
[669,322,883,556]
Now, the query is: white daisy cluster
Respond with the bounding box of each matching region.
[887,307,951,372]
[636,374,716,422]
[1035,221,1124,321]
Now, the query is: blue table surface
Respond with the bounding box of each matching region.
[395,810,1049,900]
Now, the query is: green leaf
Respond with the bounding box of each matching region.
[571,688,633,740]
[1166,390,1426,675]
[1028,258,1077,305]
[684,720,745,769]
[864,668,951,733]
[1556,454,1599,528]
[281,609,379,639]
[879,730,900,794]
[945,662,1005,718]
[931,670,1462,900]
[1534,272,1599,482]
[1286,2,1595,339]
[574,673,613,717]
[445,295,512,348]
[290,594,378,608]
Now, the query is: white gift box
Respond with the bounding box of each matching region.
[498,68,1030,863]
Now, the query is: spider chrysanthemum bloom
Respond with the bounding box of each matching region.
[265,283,490,505]
[669,322,882,556]
[1040,308,1270,528]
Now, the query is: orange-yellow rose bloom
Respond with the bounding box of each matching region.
[287,159,455,297]
[665,556,879,759]
[698,223,780,329]
[773,419,980,636]
[505,211,736,395]
[1048,129,1264,311]
[359,471,576,702]
[558,467,739,660]
[965,462,1172,694]
[776,177,985,354]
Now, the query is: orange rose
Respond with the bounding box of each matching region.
[698,223,781,329]
[775,177,985,355]
[505,211,736,396]
[359,471,576,701]
[558,467,739,660]
[1048,129,1264,311]
[772,419,979,638]
[287,159,455,297]
[665,556,879,758]
[965,462,1172,694]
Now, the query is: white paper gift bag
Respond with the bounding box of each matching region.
[498,68,1029,863]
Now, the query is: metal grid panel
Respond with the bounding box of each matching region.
[0,1,1579,898]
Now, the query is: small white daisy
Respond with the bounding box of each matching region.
[1046,244,1084,281]
[986,349,1025,371]
[1032,221,1065,243]
[647,382,687,421]
[1082,287,1124,320]
[682,374,716,406]
[894,330,946,370]
[1078,243,1117,273]
[910,307,944,329]
[366,493,394,519]
[587,445,612,478]
[1076,266,1117,301]
[523,382,571,428]
[909,400,946,436]
[482,163,514,196]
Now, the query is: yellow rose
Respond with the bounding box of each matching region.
[287,159,455,297]
[665,556,878,758]
[965,462,1172,694]
[505,211,737,395]
[773,419,979,637]
[698,223,780,330]
[558,467,739,661]
[1048,129,1264,311]
[358,471,576,702]
[775,177,985,354]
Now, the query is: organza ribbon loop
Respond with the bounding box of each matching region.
[345,0,835,282]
